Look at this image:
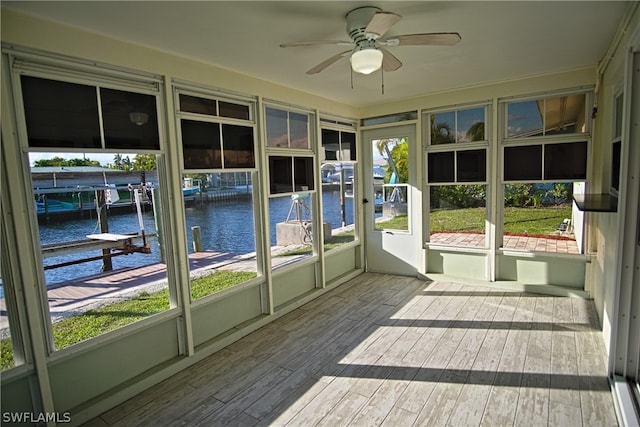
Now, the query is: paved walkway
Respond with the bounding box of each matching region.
[0,248,304,336]
[430,232,580,254]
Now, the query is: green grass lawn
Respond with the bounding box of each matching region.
[375,215,409,231]
[430,206,572,236]
[1,270,256,370]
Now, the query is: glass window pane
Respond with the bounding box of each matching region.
[504,145,542,181]
[322,129,339,161]
[101,88,160,150]
[222,124,255,168]
[219,101,250,120]
[184,172,258,301]
[269,156,293,194]
[457,149,486,182]
[266,107,288,148]
[507,100,543,138]
[179,94,217,116]
[503,183,579,254]
[431,111,456,144]
[375,184,409,231]
[294,157,314,191]
[32,152,170,350]
[372,138,409,232]
[544,94,586,135]
[289,112,309,149]
[544,142,587,180]
[181,120,222,169]
[457,108,485,142]
[21,75,101,149]
[430,185,487,248]
[270,194,315,268]
[428,151,455,183]
[341,131,357,161]
[322,162,356,251]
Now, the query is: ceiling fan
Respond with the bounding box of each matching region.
[280,6,461,76]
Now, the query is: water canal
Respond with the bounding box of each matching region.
[38,188,355,286]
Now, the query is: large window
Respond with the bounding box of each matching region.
[321,127,358,251]
[501,92,590,254]
[425,105,488,247]
[30,152,171,350]
[176,89,259,300]
[265,105,317,267]
[17,64,173,351]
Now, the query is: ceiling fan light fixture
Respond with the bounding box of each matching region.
[350,48,383,75]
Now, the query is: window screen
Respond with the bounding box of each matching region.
[544,141,587,180]
[457,149,486,182]
[21,75,101,148]
[222,124,255,168]
[269,156,293,194]
[101,88,160,150]
[428,151,455,183]
[181,119,222,169]
[504,145,542,181]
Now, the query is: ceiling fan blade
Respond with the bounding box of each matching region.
[381,48,402,72]
[280,40,352,48]
[306,50,351,74]
[365,11,402,38]
[384,32,462,47]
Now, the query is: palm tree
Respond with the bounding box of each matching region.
[466,121,485,141]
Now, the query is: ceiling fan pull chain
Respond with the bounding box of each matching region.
[381,68,385,95]
[351,66,354,89]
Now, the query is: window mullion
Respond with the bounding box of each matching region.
[96,87,106,149]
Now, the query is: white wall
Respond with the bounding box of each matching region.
[589,6,640,354]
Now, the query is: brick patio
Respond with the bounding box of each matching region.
[430,232,580,254]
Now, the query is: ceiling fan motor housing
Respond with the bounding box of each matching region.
[346,6,382,44]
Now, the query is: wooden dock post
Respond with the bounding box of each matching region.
[95,190,112,272]
[191,226,203,252]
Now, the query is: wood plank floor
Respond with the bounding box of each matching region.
[85,273,617,427]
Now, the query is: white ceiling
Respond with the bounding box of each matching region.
[1,1,631,107]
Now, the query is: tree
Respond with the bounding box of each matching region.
[131,154,156,171]
[375,138,408,183]
[430,116,455,144]
[33,157,100,167]
[466,122,485,142]
[109,154,132,170]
